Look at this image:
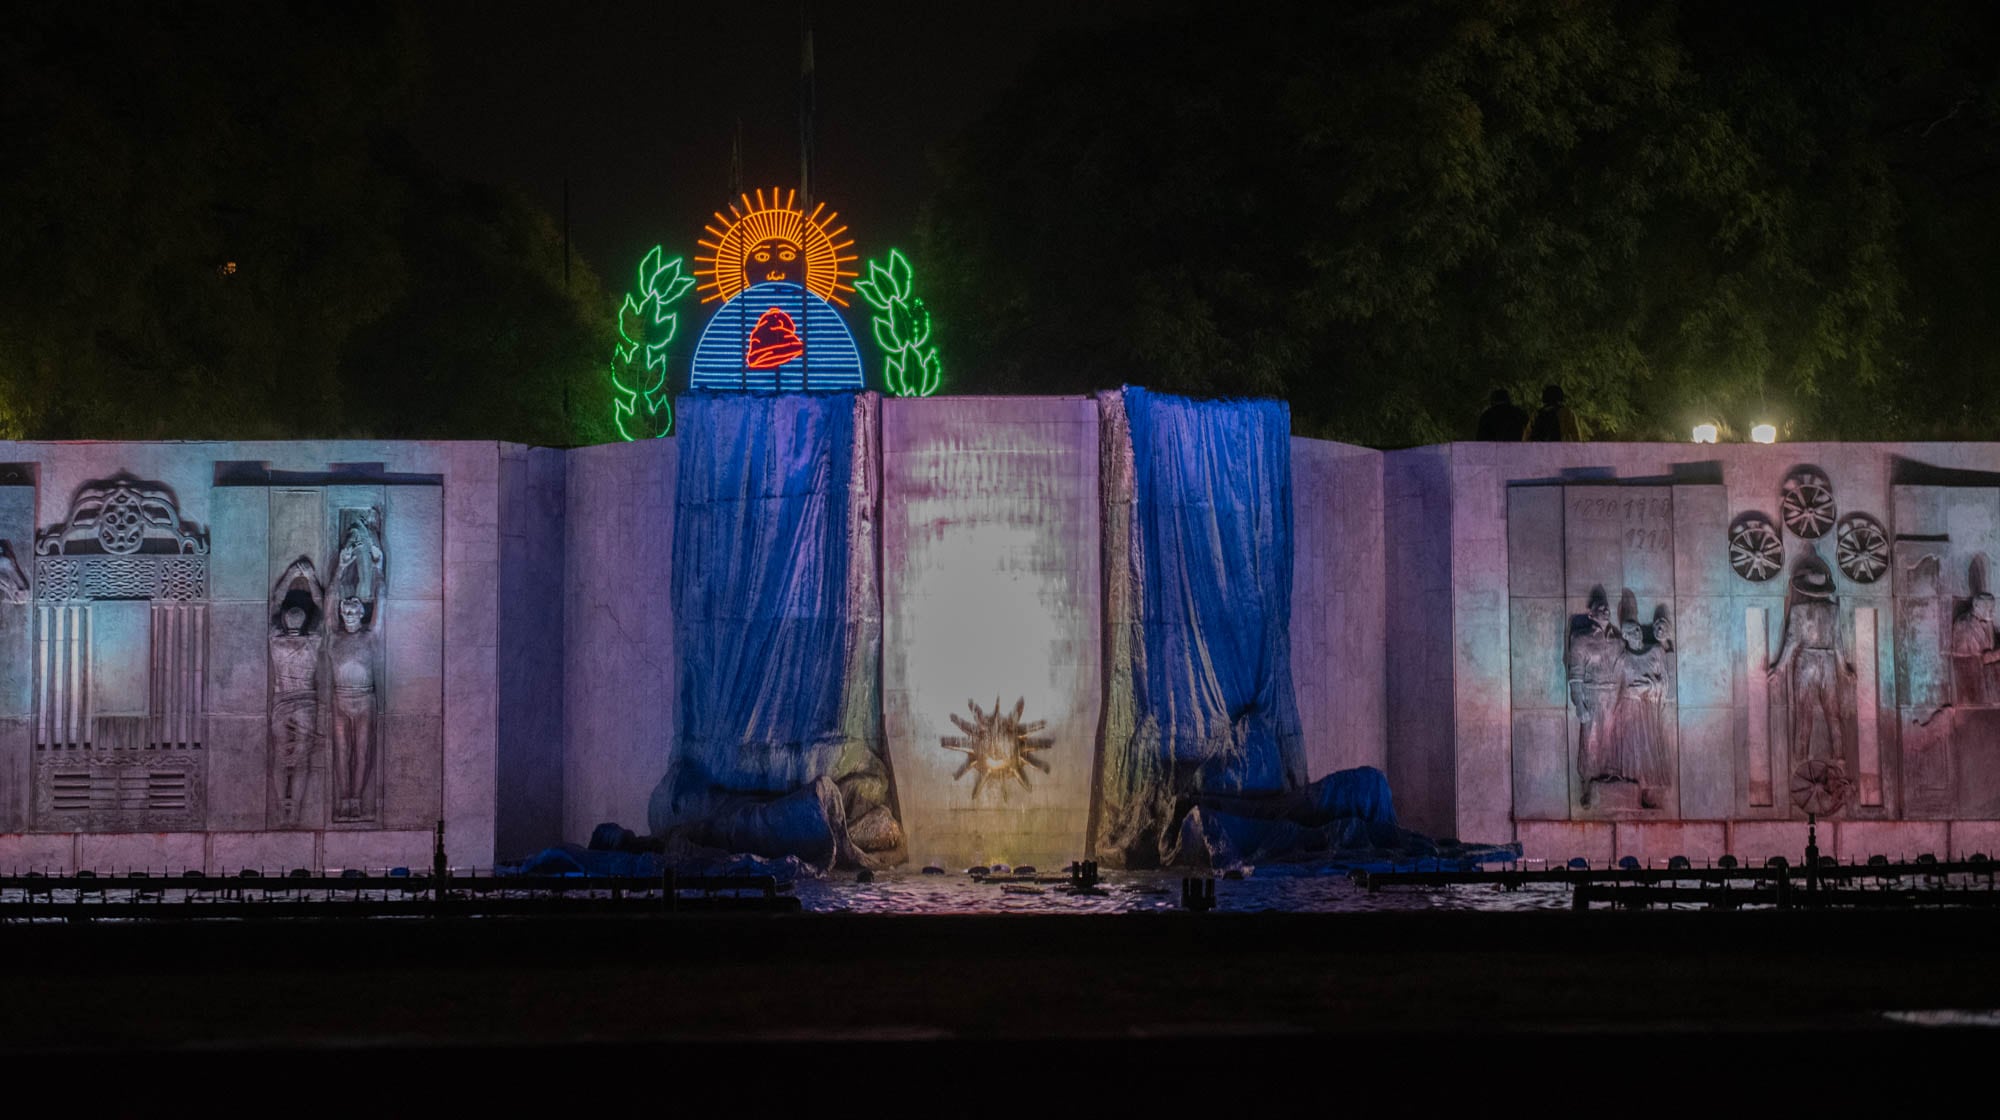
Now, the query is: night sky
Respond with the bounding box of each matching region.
[409,1,1174,283]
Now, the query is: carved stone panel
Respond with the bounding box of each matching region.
[1556,485,1677,818]
[29,474,209,832]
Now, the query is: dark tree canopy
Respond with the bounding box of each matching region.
[919,1,2000,444]
[0,2,614,445]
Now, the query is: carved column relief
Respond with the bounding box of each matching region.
[1854,605,1882,806]
[1745,606,1772,806]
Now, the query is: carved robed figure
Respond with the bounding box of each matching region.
[1770,559,1850,765]
[1568,588,1673,808]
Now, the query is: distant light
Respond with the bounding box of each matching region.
[1751,423,1778,444]
[217,261,237,278]
[1691,423,1718,444]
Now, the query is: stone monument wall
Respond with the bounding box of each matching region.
[555,406,1394,868]
[1424,441,2000,865]
[0,440,507,873]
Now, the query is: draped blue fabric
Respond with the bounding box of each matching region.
[649,393,856,832]
[1094,386,1306,865]
[1122,386,1305,819]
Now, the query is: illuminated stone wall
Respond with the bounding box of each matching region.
[1290,438,1388,783]
[554,407,1394,869]
[1420,441,2000,865]
[0,440,511,873]
[0,418,1648,874]
[560,439,676,844]
[880,397,1104,868]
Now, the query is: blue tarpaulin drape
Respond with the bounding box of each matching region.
[649,393,858,831]
[1096,387,1305,864]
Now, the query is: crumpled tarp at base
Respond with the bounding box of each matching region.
[1166,767,1516,871]
[1096,387,1306,866]
[646,393,903,868]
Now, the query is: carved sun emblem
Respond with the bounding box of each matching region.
[939,697,1052,799]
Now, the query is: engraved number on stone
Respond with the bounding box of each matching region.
[1728,513,1784,582]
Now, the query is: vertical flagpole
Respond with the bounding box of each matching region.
[800,5,815,211]
[799,5,816,391]
[730,118,744,201]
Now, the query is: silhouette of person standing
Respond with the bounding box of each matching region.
[1527,384,1581,441]
[1475,389,1530,440]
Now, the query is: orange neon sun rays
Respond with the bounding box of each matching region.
[694,188,858,307]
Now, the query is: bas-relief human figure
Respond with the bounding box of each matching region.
[269,560,325,827]
[1568,589,1673,809]
[0,541,29,604]
[328,596,378,822]
[1770,559,1852,764]
[333,509,384,605]
[1951,593,2000,662]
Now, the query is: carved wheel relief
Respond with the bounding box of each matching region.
[1790,757,1853,817]
[1779,468,1837,538]
[1835,513,1890,584]
[1728,514,1784,582]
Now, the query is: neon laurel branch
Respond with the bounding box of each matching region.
[610,245,695,440]
[853,248,943,398]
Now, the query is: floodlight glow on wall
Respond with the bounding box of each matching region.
[1750,423,1778,444]
[1691,423,1719,444]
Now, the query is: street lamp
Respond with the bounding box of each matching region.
[1750,423,1778,444]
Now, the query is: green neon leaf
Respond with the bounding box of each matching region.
[918,348,942,397]
[615,294,648,363]
[637,245,666,292]
[887,249,914,302]
[861,249,946,397]
[655,270,694,307]
[889,300,921,351]
[873,315,902,354]
[860,260,896,309]
[610,369,636,399]
[609,244,690,440]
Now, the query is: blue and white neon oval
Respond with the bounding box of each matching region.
[689,281,865,392]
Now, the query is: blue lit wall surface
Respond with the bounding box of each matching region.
[689,281,865,392]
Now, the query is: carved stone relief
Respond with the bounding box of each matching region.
[1567,588,1674,809]
[939,696,1052,800]
[1780,467,1837,539]
[268,559,324,828]
[1770,557,1850,769]
[0,541,28,605]
[1836,513,1889,583]
[30,474,208,832]
[328,507,383,824]
[1728,513,1784,582]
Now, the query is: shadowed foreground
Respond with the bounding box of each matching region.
[2,910,1990,1108]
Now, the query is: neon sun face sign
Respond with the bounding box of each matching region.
[609,188,945,439]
